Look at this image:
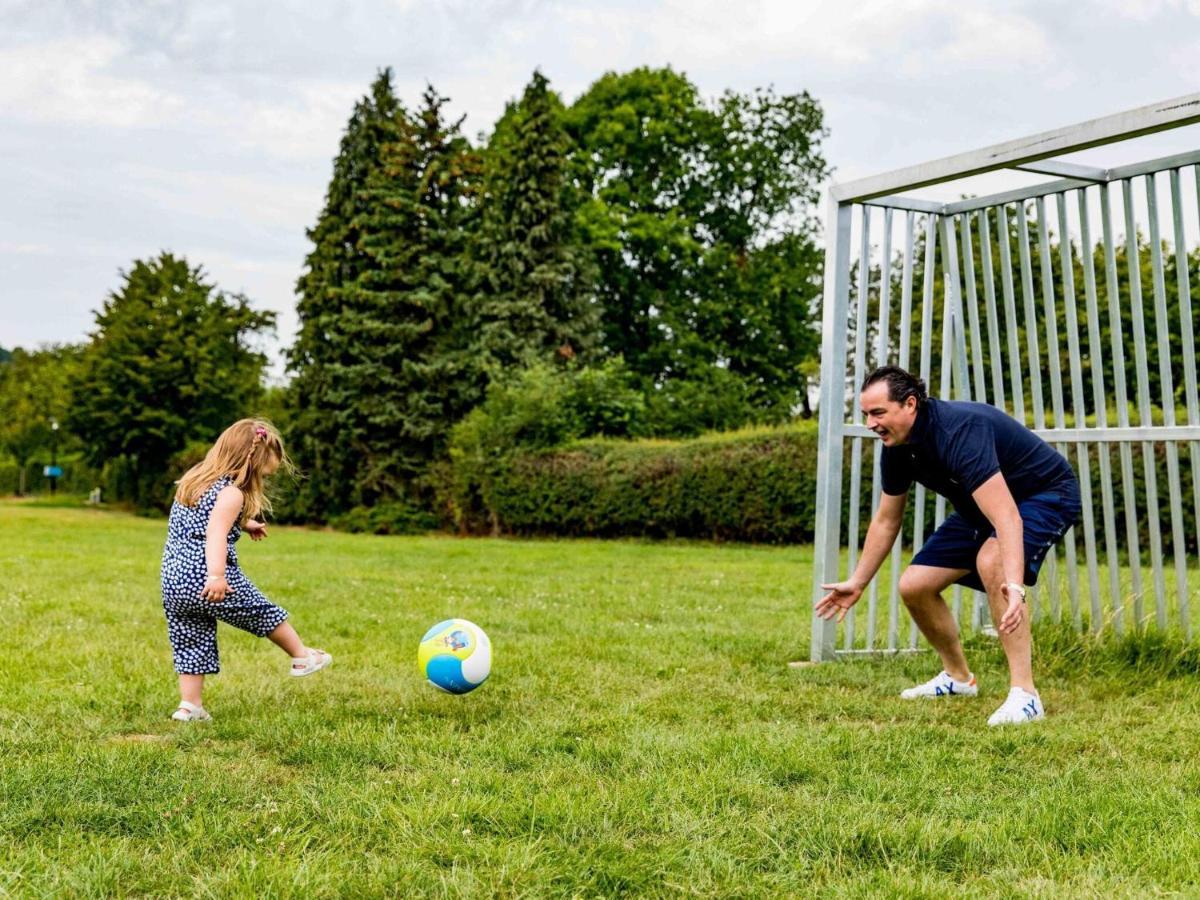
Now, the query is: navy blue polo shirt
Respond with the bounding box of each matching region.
[880,398,1076,527]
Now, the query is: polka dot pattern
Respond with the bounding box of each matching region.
[160,475,288,674]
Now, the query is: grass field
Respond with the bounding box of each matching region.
[2,499,1200,897]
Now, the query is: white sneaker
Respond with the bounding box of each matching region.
[291,648,333,677]
[900,670,978,699]
[988,687,1044,726]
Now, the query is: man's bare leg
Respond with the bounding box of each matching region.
[898,564,973,681]
[975,538,1036,694]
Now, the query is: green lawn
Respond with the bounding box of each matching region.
[2,500,1200,897]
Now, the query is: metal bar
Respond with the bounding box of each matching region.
[1102,183,1141,634]
[997,206,1026,422]
[979,209,1007,411]
[1017,203,1047,431]
[1080,188,1122,631]
[843,424,1200,442]
[1176,167,1199,638]
[959,213,988,402]
[899,212,916,371]
[1106,149,1200,183]
[937,215,954,620]
[890,211,917,651]
[844,206,872,650]
[1058,190,1098,632]
[942,216,973,401]
[832,92,1200,202]
[955,213,984,403]
[1012,159,1108,182]
[877,208,894,369]
[920,214,938,391]
[1036,197,1068,432]
[869,441,882,650]
[1037,196,1069,622]
[940,151,1200,217]
[867,208,894,650]
[912,213,939,648]
[941,215,969,625]
[810,198,853,662]
[862,195,946,215]
[1123,177,1163,631]
[943,179,1093,216]
[1147,172,1187,633]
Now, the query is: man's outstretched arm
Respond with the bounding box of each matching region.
[816,491,907,622]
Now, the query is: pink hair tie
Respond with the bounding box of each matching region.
[255,426,267,439]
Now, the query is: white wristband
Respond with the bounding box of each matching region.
[1005,581,1026,600]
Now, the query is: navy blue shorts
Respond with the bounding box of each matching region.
[911,481,1082,592]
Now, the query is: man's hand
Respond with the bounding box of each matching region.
[999,582,1025,634]
[815,580,865,622]
[245,519,268,542]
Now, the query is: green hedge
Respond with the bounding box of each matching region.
[441,419,1200,552]
[440,423,821,542]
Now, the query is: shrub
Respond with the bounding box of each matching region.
[442,422,821,542]
[330,501,439,535]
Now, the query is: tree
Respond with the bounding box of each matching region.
[335,84,484,504]
[68,252,274,507]
[0,345,81,494]
[476,70,599,372]
[564,68,829,434]
[287,69,406,519]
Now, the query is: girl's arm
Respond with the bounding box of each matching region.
[201,485,243,602]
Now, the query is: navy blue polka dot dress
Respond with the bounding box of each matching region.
[161,475,288,674]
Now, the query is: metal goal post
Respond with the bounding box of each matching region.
[811,94,1200,661]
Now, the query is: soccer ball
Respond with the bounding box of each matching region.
[418,619,491,694]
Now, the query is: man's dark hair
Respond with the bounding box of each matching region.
[862,365,927,406]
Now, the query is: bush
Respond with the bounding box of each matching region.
[442,422,821,542]
[329,501,439,535]
[444,360,646,533]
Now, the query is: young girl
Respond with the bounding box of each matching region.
[161,419,331,722]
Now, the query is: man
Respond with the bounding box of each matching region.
[815,365,1081,726]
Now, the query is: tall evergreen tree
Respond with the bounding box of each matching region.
[476,70,598,372]
[287,70,404,517]
[341,85,484,501]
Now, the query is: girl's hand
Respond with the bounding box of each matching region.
[245,519,268,542]
[201,574,230,602]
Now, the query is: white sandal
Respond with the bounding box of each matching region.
[290,648,333,677]
[170,700,212,722]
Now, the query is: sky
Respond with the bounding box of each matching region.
[3,0,1200,377]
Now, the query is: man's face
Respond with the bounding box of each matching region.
[860,382,918,446]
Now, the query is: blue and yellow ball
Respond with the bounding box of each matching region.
[418,619,491,694]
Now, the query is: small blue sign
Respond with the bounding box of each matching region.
[44,466,63,478]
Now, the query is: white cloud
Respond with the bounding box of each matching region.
[0,36,185,127]
[1091,0,1200,18]
[0,241,53,256]
[192,79,366,163]
[115,163,323,236]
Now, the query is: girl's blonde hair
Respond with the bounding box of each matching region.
[175,419,293,521]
